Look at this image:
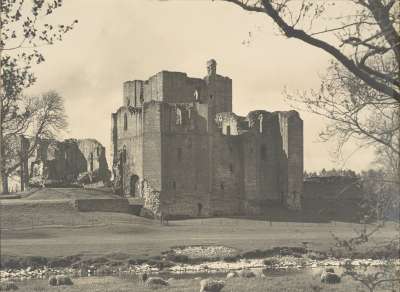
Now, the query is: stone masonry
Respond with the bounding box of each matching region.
[18,137,110,189]
[111,60,303,216]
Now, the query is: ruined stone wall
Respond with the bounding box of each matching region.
[210,133,242,216]
[206,75,232,115]
[123,80,144,107]
[74,198,130,213]
[21,138,110,188]
[113,107,144,196]
[143,101,163,191]
[278,111,303,210]
[159,102,211,217]
[235,112,282,215]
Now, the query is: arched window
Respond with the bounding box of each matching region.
[124,113,128,130]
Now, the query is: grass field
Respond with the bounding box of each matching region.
[1,201,398,259]
[9,273,398,292]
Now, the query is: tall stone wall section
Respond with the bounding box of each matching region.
[278,111,303,210]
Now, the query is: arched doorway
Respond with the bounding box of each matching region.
[197,203,203,217]
[130,175,139,197]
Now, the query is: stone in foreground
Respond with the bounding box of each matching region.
[200,279,225,292]
[321,270,341,284]
[238,269,256,278]
[145,277,168,287]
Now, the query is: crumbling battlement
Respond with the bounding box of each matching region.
[111,60,303,217]
[17,137,110,189]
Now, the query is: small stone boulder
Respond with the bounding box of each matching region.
[321,270,341,284]
[238,269,256,278]
[56,275,74,285]
[48,275,73,286]
[145,277,169,287]
[0,281,18,291]
[200,279,225,292]
[226,271,238,279]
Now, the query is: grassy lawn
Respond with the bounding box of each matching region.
[1,188,398,259]
[12,273,395,292]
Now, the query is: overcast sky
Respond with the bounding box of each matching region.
[25,0,375,172]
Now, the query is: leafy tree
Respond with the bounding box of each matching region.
[0,0,77,193]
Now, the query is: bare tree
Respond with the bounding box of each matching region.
[0,0,77,193]
[4,91,67,192]
[220,0,399,102]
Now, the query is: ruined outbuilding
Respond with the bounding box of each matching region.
[17,137,110,189]
[111,60,303,217]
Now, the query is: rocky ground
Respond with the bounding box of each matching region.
[1,245,398,283]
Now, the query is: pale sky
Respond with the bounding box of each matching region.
[25,0,375,172]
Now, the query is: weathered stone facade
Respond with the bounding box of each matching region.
[111,60,303,216]
[18,137,110,189]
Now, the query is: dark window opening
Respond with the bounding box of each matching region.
[197,203,203,216]
[261,145,266,161]
[220,182,224,190]
[172,180,176,190]
[177,148,182,161]
[229,163,233,173]
[89,152,94,172]
[130,175,139,197]
[226,125,231,136]
[96,146,100,156]
[124,113,128,130]
[210,95,213,100]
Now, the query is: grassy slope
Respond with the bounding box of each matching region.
[14,274,395,292]
[0,188,398,258]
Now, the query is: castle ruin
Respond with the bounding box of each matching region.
[111,60,303,217]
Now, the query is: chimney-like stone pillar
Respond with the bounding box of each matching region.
[207,59,217,77]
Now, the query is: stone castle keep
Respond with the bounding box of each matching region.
[111,60,303,217]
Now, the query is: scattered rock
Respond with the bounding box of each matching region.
[238,269,256,278]
[194,277,202,280]
[0,281,18,291]
[226,272,238,279]
[321,271,341,284]
[200,279,225,292]
[55,275,73,285]
[145,277,169,287]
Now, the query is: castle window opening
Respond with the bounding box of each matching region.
[197,203,203,216]
[210,94,213,100]
[96,146,100,156]
[229,163,233,173]
[172,180,176,190]
[89,152,94,172]
[226,125,231,136]
[220,182,224,190]
[124,113,128,130]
